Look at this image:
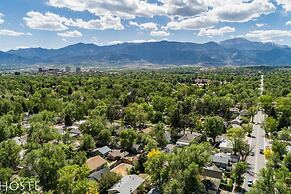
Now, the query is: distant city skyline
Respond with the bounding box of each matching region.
[0,0,291,51]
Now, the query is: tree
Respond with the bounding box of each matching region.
[145,143,212,192]
[0,167,13,181]
[242,123,253,137]
[263,117,278,136]
[0,140,21,168]
[153,123,167,148]
[98,172,121,194]
[57,164,98,194]
[204,116,225,144]
[271,140,287,160]
[80,134,95,152]
[120,129,137,151]
[231,161,248,188]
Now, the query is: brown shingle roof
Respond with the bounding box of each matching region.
[86,156,107,172]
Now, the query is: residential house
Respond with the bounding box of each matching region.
[91,146,112,157]
[108,175,145,194]
[176,132,202,146]
[12,135,28,146]
[164,144,176,153]
[86,156,108,172]
[240,109,249,116]
[88,167,110,182]
[111,163,133,177]
[107,149,129,161]
[219,139,233,153]
[212,153,231,170]
[230,118,242,126]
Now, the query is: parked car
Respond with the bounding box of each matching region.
[250,152,255,156]
[248,179,253,187]
[259,149,264,154]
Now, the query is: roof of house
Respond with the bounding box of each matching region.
[230,118,242,125]
[88,167,110,181]
[203,165,223,179]
[212,153,230,164]
[219,139,233,149]
[111,163,133,177]
[108,149,129,159]
[176,132,202,145]
[202,178,221,191]
[165,144,176,153]
[108,175,145,194]
[240,109,249,116]
[96,146,112,155]
[86,156,107,171]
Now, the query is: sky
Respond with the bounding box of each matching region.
[0,0,291,51]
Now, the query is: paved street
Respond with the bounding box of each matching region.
[242,75,267,192]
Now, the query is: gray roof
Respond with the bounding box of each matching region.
[212,153,230,164]
[96,146,111,155]
[108,175,144,194]
[88,167,109,181]
[176,132,202,145]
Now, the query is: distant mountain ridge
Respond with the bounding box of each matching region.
[1,38,291,66]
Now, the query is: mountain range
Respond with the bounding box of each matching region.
[1,38,291,67]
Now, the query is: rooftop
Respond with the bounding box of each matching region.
[108,175,144,194]
[86,156,107,172]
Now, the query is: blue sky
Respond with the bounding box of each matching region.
[0,0,291,51]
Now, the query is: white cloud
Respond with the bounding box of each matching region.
[276,0,291,11]
[47,0,165,19]
[0,29,31,36]
[166,14,218,30]
[0,13,4,24]
[198,26,235,37]
[150,30,170,37]
[24,11,68,31]
[256,23,266,27]
[245,30,291,40]
[24,11,124,31]
[57,30,83,37]
[129,21,158,31]
[211,0,275,23]
[286,21,291,26]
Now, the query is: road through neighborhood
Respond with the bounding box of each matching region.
[242,75,268,192]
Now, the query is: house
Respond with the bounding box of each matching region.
[219,139,233,153]
[240,109,249,116]
[86,156,108,172]
[12,135,28,146]
[108,175,145,194]
[230,118,242,126]
[88,167,110,182]
[93,146,112,157]
[212,153,231,169]
[68,126,82,138]
[176,132,202,146]
[164,131,172,143]
[202,165,223,180]
[132,144,143,154]
[164,144,176,153]
[107,149,129,161]
[202,178,221,194]
[229,107,239,114]
[111,163,133,177]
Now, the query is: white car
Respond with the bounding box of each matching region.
[248,179,253,187]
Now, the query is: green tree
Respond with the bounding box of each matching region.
[231,161,248,188]
[57,164,98,194]
[120,129,137,151]
[204,116,225,144]
[0,140,21,168]
[80,134,95,152]
[98,172,121,194]
[263,117,278,136]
